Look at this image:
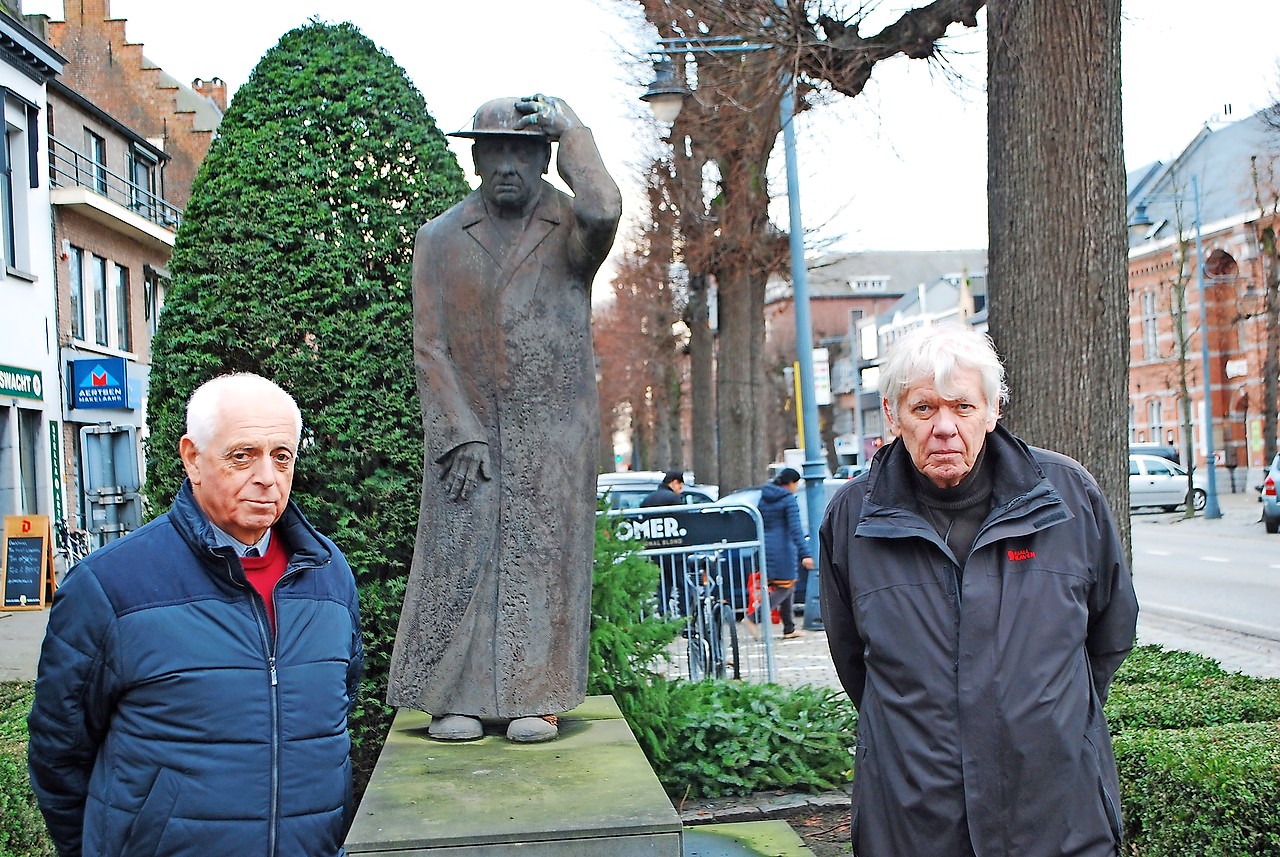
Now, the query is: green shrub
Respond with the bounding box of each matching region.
[658,680,857,800]
[0,682,52,857]
[1105,644,1280,732]
[1114,721,1280,856]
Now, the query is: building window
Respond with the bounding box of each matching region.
[1147,399,1164,445]
[114,264,131,352]
[130,147,157,218]
[68,245,84,339]
[91,254,108,346]
[850,276,890,292]
[1140,290,1159,358]
[0,91,37,275]
[85,129,107,195]
[144,265,167,335]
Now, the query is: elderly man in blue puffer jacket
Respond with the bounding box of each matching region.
[28,373,364,857]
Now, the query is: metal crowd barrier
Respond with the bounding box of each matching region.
[602,503,775,683]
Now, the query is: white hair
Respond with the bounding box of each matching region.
[879,323,1009,416]
[184,373,302,451]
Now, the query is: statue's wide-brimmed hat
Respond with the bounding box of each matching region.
[450,97,545,138]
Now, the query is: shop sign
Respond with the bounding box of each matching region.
[0,363,42,400]
[71,358,128,410]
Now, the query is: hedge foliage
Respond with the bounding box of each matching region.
[1106,645,1280,854]
[139,20,468,789]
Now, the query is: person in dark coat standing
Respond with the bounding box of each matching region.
[28,374,363,857]
[751,467,812,639]
[819,323,1138,857]
[640,470,685,507]
[386,95,621,744]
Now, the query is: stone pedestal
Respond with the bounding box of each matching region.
[346,696,682,856]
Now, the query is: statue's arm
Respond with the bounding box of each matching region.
[516,95,622,273]
[411,221,489,499]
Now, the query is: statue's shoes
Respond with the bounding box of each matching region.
[506,715,558,743]
[428,714,483,741]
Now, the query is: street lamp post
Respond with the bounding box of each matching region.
[1129,174,1223,518]
[643,25,827,628]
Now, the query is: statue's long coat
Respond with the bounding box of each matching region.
[387,127,620,718]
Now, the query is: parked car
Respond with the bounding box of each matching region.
[832,463,871,480]
[596,471,718,510]
[1260,455,1280,533]
[1129,453,1206,512]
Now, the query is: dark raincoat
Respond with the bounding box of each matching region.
[387,126,621,718]
[819,425,1137,857]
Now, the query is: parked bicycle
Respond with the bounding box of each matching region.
[672,551,741,681]
[53,518,91,583]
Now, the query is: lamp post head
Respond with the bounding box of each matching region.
[1127,201,1154,242]
[641,56,689,124]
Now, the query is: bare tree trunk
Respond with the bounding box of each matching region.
[716,263,766,492]
[1262,226,1280,466]
[987,0,1131,549]
[687,273,717,483]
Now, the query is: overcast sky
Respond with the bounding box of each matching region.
[26,0,1280,254]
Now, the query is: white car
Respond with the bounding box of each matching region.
[1129,453,1206,512]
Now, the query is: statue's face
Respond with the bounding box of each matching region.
[473,137,550,216]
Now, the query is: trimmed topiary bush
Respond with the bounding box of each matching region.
[142,20,468,792]
[1114,721,1280,856]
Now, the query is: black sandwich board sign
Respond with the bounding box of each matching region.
[2,515,56,610]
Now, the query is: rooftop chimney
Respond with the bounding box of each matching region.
[192,76,228,113]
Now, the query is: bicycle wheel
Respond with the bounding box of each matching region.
[686,621,712,681]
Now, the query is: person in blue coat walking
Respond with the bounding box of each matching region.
[752,467,813,638]
[28,373,364,857]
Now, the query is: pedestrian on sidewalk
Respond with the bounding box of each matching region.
[751,467,812,640]
[819,323,1137,857]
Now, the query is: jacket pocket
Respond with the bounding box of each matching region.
[120,766,182,857]
[1084,725,1123,847]
[849,743,867,846]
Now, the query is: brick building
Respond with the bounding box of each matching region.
[24,0,222,542]
[1127,105,1280,490]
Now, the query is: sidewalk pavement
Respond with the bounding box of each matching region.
[4,488,1277,685]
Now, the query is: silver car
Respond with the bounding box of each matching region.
[1129,453,1206,512]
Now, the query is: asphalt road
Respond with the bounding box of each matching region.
[1132,519,1280,640]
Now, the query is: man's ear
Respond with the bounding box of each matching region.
[179,436,202,484]
[882,398,902,438]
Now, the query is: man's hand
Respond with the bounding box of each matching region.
[801,557,815,571]
[514,94,580,141]
[439,441,490,501]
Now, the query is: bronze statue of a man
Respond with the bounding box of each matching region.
[387,95,621,743]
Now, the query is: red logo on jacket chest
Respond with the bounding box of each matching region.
[1007,549,1036,561]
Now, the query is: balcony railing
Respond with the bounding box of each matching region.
[48,135,181,231]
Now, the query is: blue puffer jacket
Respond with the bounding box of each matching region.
[27,481,364,857]
[758,482,810,583]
